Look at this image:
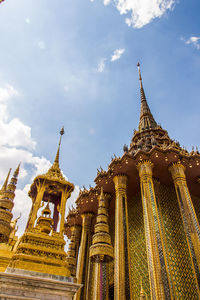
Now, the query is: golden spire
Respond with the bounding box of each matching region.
[7,163,20,196]
[42,126,68,183]
[0,165,20,243]
[137,62,157,132]
[1,168,11,192]
[42,200,51,217]
[53,126,65,167]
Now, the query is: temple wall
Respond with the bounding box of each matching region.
[128,191,150,299]
[156,183,199,299]
[127,183,199,299]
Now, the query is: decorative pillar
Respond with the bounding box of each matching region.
[137,161,169,299]
[89,188,114,300]
[66,225,82,277]
[113,175,132,300]
[27,181,46,230]
[73,224,82,263]
[59,187,71,235]
[75,212,93,300]
[169,162,200,288]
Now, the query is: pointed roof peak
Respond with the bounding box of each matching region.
[137,63,157,132]
[137,62,143,87]
[13,163,21,178]
[1,168,11,191]
[53,126,65,166]
[42,126,68,183]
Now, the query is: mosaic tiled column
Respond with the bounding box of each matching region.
[169,162,200,289]
[66,225,81,277]
[113,175,132,300]
[75,213,93,300]
[89,188,114,300]
[137,160,170,300]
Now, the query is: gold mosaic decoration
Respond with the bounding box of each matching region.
[128,192,150,299]
[158,183,199,299]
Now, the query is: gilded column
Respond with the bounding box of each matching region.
[66,225,82,277]
[137,161,170,299]
[74,224,82,264]
[66,227,77,277]
[27,180,46,230]
[59,187,70,234]
[75,212,93,300]
[169,162,200,289]
[89,188,114,300]
[113,175,132,300]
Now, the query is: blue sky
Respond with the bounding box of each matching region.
[0,0,200,234]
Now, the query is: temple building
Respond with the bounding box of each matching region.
[65,64,200,299]
[0,64,200,299]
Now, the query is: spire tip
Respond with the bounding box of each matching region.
[60,126,65,136]
[137,62,142,82]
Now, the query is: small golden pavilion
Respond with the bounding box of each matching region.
[0,64,200,299]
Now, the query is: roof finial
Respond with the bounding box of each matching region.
[7,164,21,195]
[54,126,65,165]
[1,168,11,191]
[136,62,157,132]
[13,163,21,178]
[137,62,142,87]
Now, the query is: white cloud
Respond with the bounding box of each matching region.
[0,85,36,150]
[111,48,125,61]
[25,18,30,24]
[97,0,176,28]
[182,36,200,50]
[104,0,111,5]
[97,58,106,72]
[0,84,52,236]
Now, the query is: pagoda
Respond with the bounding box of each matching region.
[8,127,75,276]
[0,166,20,271]
[65,64,200,299]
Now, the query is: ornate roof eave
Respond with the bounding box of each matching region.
[75,186,98,203]
[31,174,74,189]
[94,145,200,186]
